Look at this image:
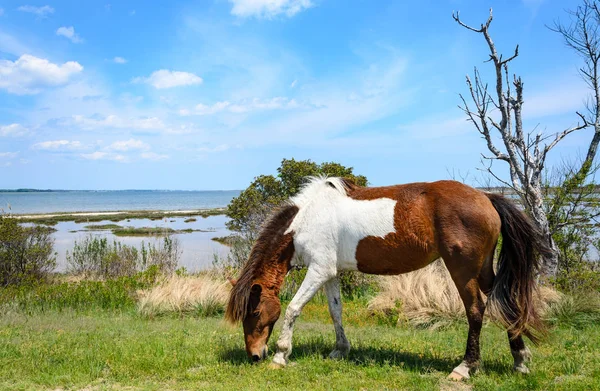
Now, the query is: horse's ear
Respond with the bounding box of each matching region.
[227,277,237,286]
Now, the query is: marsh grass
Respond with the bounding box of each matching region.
[83,223,123,230]
[15,208,226,225]
[369,259,563,329]
[112,227,213,236]
[545,292,600,329]
[66,235,180,278]
[137,274,230,317]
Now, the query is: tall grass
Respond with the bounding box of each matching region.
[67,235,179,278]
[137,274,230,317]
[368,259,562,329]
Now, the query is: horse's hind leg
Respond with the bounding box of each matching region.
[444,257,486,381]
[272,265,333,367]
[508,331,532,373]
[478,249,532,374]
[324,277,350,359]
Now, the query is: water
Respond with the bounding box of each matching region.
[7,190,241,271]
[0,190,240,214]
[48,215,231,272]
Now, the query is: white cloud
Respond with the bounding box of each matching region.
[133,70,202,89]
[230,0,312,18]
[190,97,300,116]
[141,152,169,161]
[113,56,127,64]
[107,139,149,151]
[525,81,588,120]
[69,115,164,131]
[0,151,19,159]
[56,26,83,43]
[198,144,238,153]
[0,8,4,16]
[17,5,54,17]
[0,54,83,94]
[195,101,232,115]
[0,123,29,137]
[290,79,297,88]
[32,140,85,151]
[397,116,471,140]
[81,151,128,162]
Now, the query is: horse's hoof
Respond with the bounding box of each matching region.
[447,370,469,382]
[514,364,530,375]
[268,362,285,370]
[271,352,287,368]
[448,362,470,381]
[328,349,349,360]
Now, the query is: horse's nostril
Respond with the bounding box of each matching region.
[252,354,261,362]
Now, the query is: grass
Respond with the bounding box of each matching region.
[84,224,123,230]
[14,208,226,225]
[0,302,598,390]
[0,265,597,390]
[137,275,230,317]
[112,227,214,237]
[184,218,197,223]
[211,235,236,246]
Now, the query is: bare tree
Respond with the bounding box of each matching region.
[548,0,600,227]
[452,9,591,276]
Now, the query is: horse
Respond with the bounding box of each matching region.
[226,177,549,380]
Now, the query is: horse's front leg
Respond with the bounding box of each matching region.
[324,277,350,359]
[271,266,332,367]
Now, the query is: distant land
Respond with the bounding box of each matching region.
[0,189,61,193]
[0,189,239,192]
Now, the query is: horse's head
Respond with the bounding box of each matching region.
[227,279,282,362]
[242,283,281,361]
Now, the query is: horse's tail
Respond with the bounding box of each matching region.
[485,193,550,343]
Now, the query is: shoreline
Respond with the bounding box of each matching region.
[11,208,227,224]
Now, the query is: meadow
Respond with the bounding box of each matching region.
[1,270,599,391]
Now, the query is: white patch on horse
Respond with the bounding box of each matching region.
[286,176,396,271]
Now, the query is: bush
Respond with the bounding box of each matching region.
[226,158,368,232]
[0,217,56,286]
[67,235,179,279]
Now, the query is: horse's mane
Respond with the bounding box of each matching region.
[225,203,299,323]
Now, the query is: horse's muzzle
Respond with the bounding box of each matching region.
[250,346,268,363]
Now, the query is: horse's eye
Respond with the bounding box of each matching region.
[253,311,260,318]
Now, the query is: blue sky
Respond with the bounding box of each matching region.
[0,0,595,190]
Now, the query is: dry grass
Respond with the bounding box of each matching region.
[368,259,562,329]
[137,274,230,317]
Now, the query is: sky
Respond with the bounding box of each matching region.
[0,0,596,190]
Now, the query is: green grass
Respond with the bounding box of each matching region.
[211,235,236,246]
[112,227,214,237]
[84,224,123,230]
[0,301,598,390]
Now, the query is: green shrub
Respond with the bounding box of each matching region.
[0,217,56,286]
[66,235,179,279]
[226,158,367,232]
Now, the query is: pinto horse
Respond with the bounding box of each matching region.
[226,177,549,380]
